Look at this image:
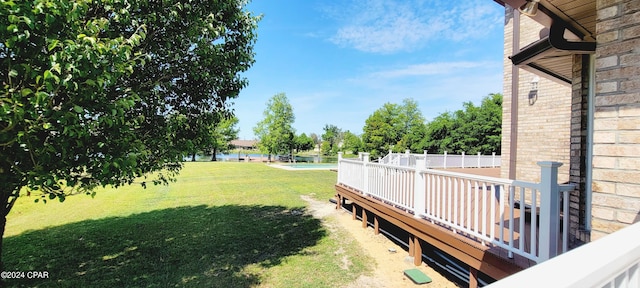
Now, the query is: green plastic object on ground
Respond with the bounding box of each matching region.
[403,268,433,284]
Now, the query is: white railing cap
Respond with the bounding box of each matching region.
[486,221,640,288]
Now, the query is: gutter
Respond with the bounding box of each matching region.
[510,20,596,66]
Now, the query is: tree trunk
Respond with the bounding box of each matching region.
[191,153,196,162]
[211,147,218,161]
[0,186,19,278]
[0,212,6,274]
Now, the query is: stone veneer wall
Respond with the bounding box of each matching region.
[569,54,590,246]
[501,7,572,183]
[591,0,640,240]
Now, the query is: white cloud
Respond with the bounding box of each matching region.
[328,0,502,54]
[369,61,494,78]
[343,60,503,116]
[289,91,339,113]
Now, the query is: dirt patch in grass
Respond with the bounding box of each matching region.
[301,195,460,288]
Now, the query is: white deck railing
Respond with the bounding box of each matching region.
[378,150,501,168]
[337,152,574,264]
[486,221,640,288]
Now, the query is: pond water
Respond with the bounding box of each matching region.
[270,163,338,170]
[282,163,338,168]
[186,154,337,163]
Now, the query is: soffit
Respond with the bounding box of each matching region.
[543,0,596,40]
[497,0,596,84]
[498,0,596,38]
[516,43,576,83]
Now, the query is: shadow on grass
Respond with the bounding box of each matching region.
[3,205,326,287]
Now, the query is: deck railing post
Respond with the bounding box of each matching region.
[477,152,481,168]
[462,152,465,168]
[414,159,426,218]
[337,152,343,184]
[538,161,563,262]
[362,153,370,196]
[444,151,448,169]
[404,149,410,167]
[492,152,496,168]
[423,150,429,168]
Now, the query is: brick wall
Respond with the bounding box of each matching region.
[591,0,640,240]
[501,8,572,183]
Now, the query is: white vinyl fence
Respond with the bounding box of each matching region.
[377,150,501,168]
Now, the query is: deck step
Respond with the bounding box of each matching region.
[403,268,432,284]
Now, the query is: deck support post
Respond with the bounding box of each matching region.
[469,267,479,288]
[362,208,368,228]
[409,235,414,257]
[538,161,563,262]
[374,216,379,235]
[352,204,357,220]
[409,235,422,266]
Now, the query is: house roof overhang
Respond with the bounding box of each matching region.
[510,19,595,83]
[495,0,596,83]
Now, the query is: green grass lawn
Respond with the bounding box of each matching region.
[3,162,371,287]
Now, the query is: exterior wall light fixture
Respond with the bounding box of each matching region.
[530,76,539,91]
[528,76,539,105]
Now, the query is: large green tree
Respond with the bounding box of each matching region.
[321,124,342,156]
[362,98,427,158]
[294,133,314,152]
[309,132,320,151]
[421,112,456,153]
[396,98,428,152]
[454,93,502,154]
[362,103,401,158]
[423,93,502,154]
[0,0,258,266]
[253,93,295,161]
[209,114,240,161]
[341,130,363,155]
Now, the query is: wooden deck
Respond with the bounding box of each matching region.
[335,167,538,287]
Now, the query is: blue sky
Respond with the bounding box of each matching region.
[233,0,505,140]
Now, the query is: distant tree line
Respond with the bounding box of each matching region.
[252,93,502,160]
[360,93,502,158]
